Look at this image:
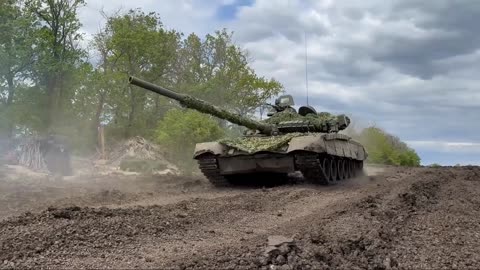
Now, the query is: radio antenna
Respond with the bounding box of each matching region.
[304,31,309,105]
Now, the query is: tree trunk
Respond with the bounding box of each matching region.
[6,75,15,138]
[46,74,58,132]
[92,92,105,146]
[98,125,105,159]
[125,86,136,138]
[147,95,160,128]
[57,71,65,119]
[6,76,14,106]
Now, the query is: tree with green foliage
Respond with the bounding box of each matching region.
[175,30,283,118]
[155,108,225,172]
[356,127,421,166]
[0,0,37,137]
[92,9,180,139]
[24,0,86,132]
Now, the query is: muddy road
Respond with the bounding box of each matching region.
[1,165,479,269]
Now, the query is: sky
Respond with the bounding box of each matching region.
[78,0,480,166]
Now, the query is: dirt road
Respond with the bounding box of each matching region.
[1,165,479,269]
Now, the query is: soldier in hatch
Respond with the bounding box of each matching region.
[267,95,296,116]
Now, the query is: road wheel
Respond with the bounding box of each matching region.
[328,158,337,185]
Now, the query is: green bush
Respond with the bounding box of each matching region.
[356,127,421,167]
[429,163,441,167]
[155,108,225,173]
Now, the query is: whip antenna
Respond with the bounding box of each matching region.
[304,31,309,105]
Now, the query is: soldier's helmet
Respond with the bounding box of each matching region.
[274,95,295,109]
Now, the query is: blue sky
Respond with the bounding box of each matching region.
[79,0,480,166]
[215,0,254,20]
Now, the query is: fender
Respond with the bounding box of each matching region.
[193,142,226,158]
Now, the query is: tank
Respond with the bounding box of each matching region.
[129,76,367,186]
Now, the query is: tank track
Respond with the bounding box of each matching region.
[295,153,364,185]
[295,154,331,185]
[197,155,230,187]
[295,154,336,185]
[198,153,365,187]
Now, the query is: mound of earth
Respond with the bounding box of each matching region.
[106,136,179,175]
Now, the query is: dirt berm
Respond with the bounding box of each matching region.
[0,165,479,269]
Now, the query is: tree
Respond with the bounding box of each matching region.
[0,0,36,137]
[155,108,225,172]
[97,9,180,138]
[356,127,421,166]
[25,0,86,131]
[175,30,283,118]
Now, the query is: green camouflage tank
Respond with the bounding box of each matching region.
[129,76,367,187]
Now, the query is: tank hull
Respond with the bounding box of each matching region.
[194,133,367,186]
[217,153,295,175]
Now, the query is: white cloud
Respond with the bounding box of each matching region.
[78,0,222,38]
[407,141,480,154]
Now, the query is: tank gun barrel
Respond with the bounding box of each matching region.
[128,76,275,134]
[129,76,183,100]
